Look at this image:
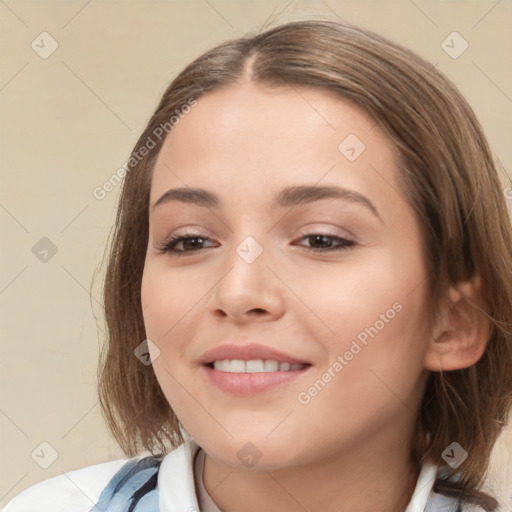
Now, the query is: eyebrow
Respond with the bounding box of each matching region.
[152,184,382,223]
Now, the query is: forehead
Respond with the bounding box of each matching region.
[149,82,401,210]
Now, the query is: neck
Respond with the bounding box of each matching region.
[202,428,421,512]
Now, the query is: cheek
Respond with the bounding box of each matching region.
[140,264,201,407]
[294,253,422,335]
[141,262,208,340]
[305,250,431,376]
[296,283,430,444]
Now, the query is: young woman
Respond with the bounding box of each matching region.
[4,18,512,512]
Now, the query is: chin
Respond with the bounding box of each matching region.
[195,431,310,472]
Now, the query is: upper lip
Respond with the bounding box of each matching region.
[200,343,312,365]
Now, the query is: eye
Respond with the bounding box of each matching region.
[155,232,356,257]
[155,234,217,256]
[297,233,356,252]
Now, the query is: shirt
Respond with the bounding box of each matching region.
[1,439,487,512]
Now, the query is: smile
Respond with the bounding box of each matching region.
[210,359,308,373]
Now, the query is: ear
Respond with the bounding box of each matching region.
[424,274,491,372]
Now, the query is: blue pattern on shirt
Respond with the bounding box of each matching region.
[88,456,163,512]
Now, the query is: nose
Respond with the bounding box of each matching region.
[206,237,286,323]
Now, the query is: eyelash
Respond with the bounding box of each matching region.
[155,233,356,257]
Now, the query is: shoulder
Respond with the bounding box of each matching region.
[2,441,200,512]
[1,457,133,512]
[427,491,495,512]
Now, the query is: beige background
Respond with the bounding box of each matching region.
[1,0,511,508]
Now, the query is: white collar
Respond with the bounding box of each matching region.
[158,440,201,512]
[405,460,439,512]
[157,440,439,512]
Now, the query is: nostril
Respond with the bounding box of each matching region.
[251,308,266,314]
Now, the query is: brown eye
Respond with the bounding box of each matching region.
[156,235,217,256]
[298,233,356,252]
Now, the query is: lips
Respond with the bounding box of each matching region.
[198,343,312,394]
[199,343,312,366]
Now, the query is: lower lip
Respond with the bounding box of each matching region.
[202,364,311,395]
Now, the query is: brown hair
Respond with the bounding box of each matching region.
[97,18,512,511]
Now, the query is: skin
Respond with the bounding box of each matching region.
[141,80,489,512]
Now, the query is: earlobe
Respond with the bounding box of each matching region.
[423,275,491,372]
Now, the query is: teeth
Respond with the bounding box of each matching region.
[211,359,306,373]
[264,360,279,372]
[230,359,246,373]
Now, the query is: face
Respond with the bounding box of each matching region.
[141,81,433,470]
